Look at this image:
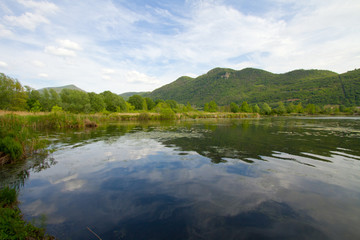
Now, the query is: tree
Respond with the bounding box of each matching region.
[26,88,41,111]
[286,102,296,113]
[275,101,286,115]
[204,101,218,112]
[240,101,251,113]
[305,104,316,114]
[0,73,27,110]
[230,102,239,113]
[295,103,304,113]
[101,91,126,112]
[252,104,260,113]
[60,89,90,113]
[128,95,144,110]
[261,103,272,115]
[40,89,51,111]
[49,89,61,109]
[185,102,193,112]
[88,92,105,112]
[145,97,156,110]
[165,100,178,110]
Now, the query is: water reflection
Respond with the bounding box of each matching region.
[2,117,359,239]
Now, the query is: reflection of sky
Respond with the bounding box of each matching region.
[18,119,360,240]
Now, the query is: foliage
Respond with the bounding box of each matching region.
[0,187,17,207]
[101,91,127,112]
[147,67,360,106]
[128,95,145,110]
[60,89,90,113]
[261,103,272,115]
[145,97,156,110]
[0,73,28,111]
[230,102,240,113]
[88,92,105,112]
[275,102,286,115]
[240,101,251,113]
[0,137,23,161]
[159,108,176,120]
[252,104,260,113]
[204,101,218,112]
[0,187,54,240]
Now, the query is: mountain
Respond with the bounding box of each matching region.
[38,84,85,94]
[148,67,360,106]
[119,91,149,100]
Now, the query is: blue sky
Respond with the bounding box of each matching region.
[0,0,359,93]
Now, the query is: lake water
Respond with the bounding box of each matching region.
[1,117,360,239]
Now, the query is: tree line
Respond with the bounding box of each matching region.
[1,73,358,115]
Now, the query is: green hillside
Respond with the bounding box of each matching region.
[38,84,85,94]
[119,91,149,100]
[148,67,360,106]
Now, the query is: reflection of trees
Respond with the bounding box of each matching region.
[3,118,358,189]
[0,155,57,190]
[161,118,360,164]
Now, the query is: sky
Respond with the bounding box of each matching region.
[0,0,359,94]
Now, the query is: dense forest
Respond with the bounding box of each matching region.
[147,67,360,106]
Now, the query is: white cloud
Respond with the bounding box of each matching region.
[44,46,76,57]
[102,75,111,80]
[17,0,58,14]
[44,39,82,58]
[126,71,159,85]
[38,73,48,78]
[4,12,49,31]
[32,60,44,67]
[0,24,13,37]
[2,0,58,31]
[58,39,82,51]
[0,61,8,68]
[102,68,116,74]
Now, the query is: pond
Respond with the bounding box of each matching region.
[1,117,360,239]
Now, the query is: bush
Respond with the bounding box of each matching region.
[0,187,53,239]
[159,108,176,120]
[138,112,151,121]
[0,137,23,161]
[0,187,17,207]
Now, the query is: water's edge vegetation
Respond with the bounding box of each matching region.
[0,186,55,239]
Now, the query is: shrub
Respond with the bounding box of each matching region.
[159,108,176,120]
[0,187,17,207]
[138,112,151,121]
[0,137,23,161]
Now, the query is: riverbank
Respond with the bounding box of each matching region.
[0,186,55,239]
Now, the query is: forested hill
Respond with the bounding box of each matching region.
[38,84,85,94]
[119,91,149,100]
[147,67,360,106]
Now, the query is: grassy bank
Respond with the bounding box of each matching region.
[0,186,55,239]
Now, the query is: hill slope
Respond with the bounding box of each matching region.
[148,67,360,106]
[119,91,149,100]
[38,84,85,94]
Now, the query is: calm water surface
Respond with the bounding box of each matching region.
[1,117,360,239]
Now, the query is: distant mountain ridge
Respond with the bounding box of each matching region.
[147,67,360,106]
[38,84,85,94]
